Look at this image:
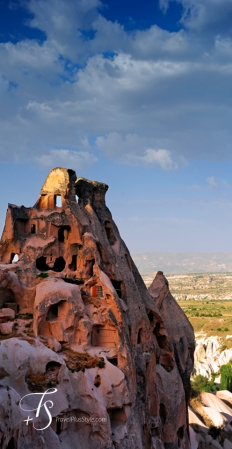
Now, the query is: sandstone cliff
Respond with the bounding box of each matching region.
[0,167,195,449]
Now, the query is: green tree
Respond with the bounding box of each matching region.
[220,361,232,392]
[192,374,216,393]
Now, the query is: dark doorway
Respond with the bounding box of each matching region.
[46,303,58,321]
[36,256,49,271]
[6,438,16,449]
[58,226,71,242]
[104,221,116,245]
[69,255,77,271]
[53,257,65,272]
[108,357,118,366]
[111,279,126,300]
[137,328,142,345]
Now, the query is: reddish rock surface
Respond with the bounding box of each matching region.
[0,167,195,449]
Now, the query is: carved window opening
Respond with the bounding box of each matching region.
[0,287,15,310]
[55,195,62,207]
[6,438,17,449]
[104,221,116,245]
[46,361,61,374]
[153,323,167,349]
[31,224,36,234]
[51,416,62,435]
[107,357,118,366]
[148,312,154,323]
[46,303,58,321]
[177,425,184,446]
[56,420,62,435]
[159,403,166,427]
[111,279,125,300]
[75,195,79,203]
[36,256,49,271]
[53,256,65,272]
[10,253,19,263]
[107,408,127,434]
[137,328,142,345]
[69,255,77,271]
[46,300,67,322]
[36,256,65,272]
[58,226,71,242]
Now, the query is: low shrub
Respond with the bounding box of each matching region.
[191,374,216,393]
[36,272,48,279]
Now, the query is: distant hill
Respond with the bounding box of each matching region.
[132,252,232,275]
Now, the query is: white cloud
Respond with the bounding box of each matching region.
[27,0,102,61]
[1,0,232,166]
[168,0,232,38]
[35,149,97,169]
[207,176,218,189]
[134,149,178,170]
[96,133,178,170]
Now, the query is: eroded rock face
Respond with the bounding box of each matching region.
[0,167,195,449]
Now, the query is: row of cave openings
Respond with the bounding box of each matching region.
[15,212,132,278]
[137,314,174,373]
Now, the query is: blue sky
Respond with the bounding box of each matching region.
[1,0,232,253]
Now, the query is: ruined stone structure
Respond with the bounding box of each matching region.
[0,167,195,449]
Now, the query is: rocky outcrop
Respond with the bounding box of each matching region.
[189,392,232,448]
[194,335,232,379]
[148,272,195,404]
[0,167,195,449]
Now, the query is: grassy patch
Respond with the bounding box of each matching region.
[36,272,49,279]
[17,313,33,320]
[61,346,105,372]
[26,372,58,392]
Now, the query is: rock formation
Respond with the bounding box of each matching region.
[189,392,232,448]
[0,167,195,449]
[194,335,232,379]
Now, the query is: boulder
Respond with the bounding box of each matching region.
[0,321,14,335]
[224,439,232,449]
[0,307,15,321]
